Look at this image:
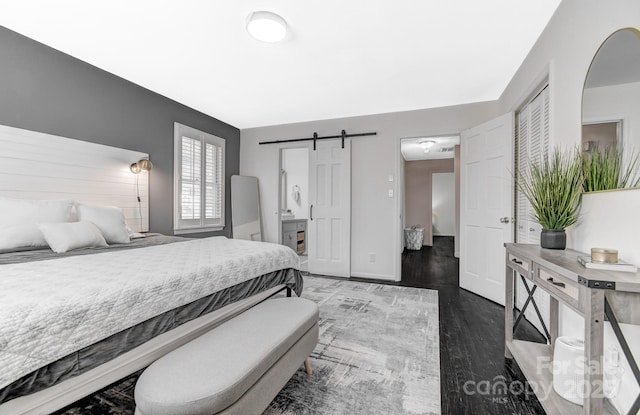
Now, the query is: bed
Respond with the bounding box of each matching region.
[0,124,302,414]
[0,234,302,414]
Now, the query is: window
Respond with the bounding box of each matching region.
[173,123,225,233]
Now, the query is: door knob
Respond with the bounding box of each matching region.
[500,217,510,223]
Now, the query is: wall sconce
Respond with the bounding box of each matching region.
[130,158,153,174]
[130,157,152,232]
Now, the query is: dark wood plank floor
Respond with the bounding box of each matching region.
[400,236,546,415]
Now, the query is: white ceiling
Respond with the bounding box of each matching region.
[1,1,561,129]
[401,136,460,161]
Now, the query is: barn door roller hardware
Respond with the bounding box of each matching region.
[258,130,377,150]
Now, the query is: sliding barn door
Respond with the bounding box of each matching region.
[308,139,351,278]
[460,113,514,305]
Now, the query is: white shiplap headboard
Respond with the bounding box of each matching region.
[0,124,149,232]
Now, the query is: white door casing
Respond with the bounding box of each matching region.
[460,112,514,305]
[308,139,351,277]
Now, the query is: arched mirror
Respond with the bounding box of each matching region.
[582,28,640,183]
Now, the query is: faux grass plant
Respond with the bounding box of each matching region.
[581,145,640,192]
[518,148,583,230]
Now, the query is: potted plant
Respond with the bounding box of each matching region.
[518,148,583,249]
[581,144,640,192]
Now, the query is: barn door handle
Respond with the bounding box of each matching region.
[309,204,313,221]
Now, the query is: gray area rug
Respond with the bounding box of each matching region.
[57,276,440,415]
[265,276,440,415]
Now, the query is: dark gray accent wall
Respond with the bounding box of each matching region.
[0,26,239,237]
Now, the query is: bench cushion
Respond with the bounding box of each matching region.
[134,297,318,415]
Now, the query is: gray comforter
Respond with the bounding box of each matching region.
[0,235,302,403]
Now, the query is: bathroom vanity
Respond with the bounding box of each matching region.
[281,218,306,255]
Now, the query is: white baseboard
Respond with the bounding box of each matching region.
[350,272,397,281]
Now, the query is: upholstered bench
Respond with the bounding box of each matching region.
[134,297,319,415]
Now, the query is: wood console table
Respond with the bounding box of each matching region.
[504,243,640,415]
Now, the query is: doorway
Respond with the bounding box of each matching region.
[400,136,459,248]
[400,135,460,286]
[279,147,309,272]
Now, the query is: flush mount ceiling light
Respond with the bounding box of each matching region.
[246,11,288,43]
[419,140,436,149]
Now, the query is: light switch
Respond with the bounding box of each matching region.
[388,189,394,198]
[388,174,394,182]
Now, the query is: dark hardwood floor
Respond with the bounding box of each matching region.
[401,236,546,415]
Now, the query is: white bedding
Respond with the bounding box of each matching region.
[0,237,299,389]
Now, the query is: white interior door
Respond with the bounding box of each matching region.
[308,139,351,277]
[460,112,514,305]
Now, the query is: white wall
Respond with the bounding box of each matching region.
[240,102,497,281]
[281,148,309,219]
[432,172,455,236]
[404,158,455,245]
[499,0,640,149]
[570,189,640,415]
[583,81,640,157]
[498,2,640,412]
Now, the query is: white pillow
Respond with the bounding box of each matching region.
[38,221,108,253]
[0,198,74,251]
[0,224,47,252]
[76,203,131,244]
[0,197,74,226]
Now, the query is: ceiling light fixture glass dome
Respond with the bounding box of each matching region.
[419,140,436,149]
[246,11,287,43]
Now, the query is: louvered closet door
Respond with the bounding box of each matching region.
[515,86,550,338]
[516,104,530,243]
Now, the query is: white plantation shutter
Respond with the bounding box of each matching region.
[204,142,223,224]
[181,137,202,224]
[174,123,225,233]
